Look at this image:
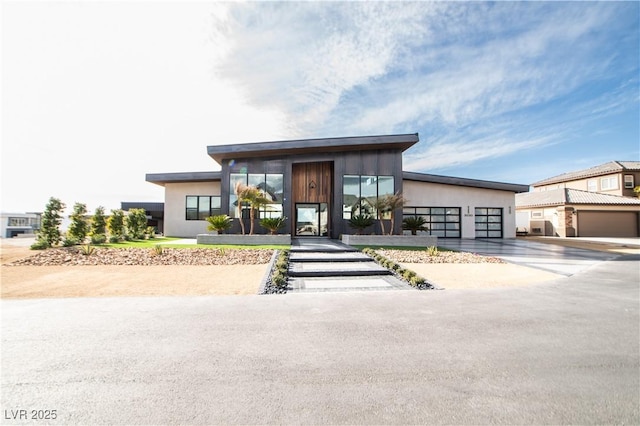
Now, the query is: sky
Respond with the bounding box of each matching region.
[2,1,639,214]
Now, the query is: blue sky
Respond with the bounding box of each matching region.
[2,1,638,213]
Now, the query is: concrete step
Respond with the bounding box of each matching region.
[289,252,372,262]
[288,261,392,277]
[288,276,412,292]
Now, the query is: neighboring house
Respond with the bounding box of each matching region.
[516,161,640,237]
[146,134,529,239]
[0,212,42,238]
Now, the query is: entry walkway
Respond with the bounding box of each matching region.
[287,238,411,292]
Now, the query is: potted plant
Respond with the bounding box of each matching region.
[260,216,287,235]
[206,214,233,234]
[402,216,429,235]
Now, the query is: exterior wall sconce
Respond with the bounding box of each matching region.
[509,206,512,214]
[309,180,316,189]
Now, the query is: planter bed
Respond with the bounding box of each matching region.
[197,234,291,245]
[341,234,437,247]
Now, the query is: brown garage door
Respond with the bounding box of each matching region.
[577,211,639,237]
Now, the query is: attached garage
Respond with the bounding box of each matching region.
[577,211,639,237]
[516,188,640,238]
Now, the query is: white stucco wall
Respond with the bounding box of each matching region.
[402,180,517,239]
[164,181,221,237]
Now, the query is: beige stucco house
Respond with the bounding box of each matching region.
[516,161,640,237]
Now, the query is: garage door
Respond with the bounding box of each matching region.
[475,208,503,238]
[577,211,639,237]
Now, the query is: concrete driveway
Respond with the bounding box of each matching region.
[2,253,638,424]
[437,238,619,276]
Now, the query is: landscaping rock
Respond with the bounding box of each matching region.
[7,247,273,266]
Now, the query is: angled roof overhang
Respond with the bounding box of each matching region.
[145,171,221,186]
[403,171,530,193]
[207,133,419,164]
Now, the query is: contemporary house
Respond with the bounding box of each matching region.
[0,212,42,238]
[146,134,529,239]
[516,161,640,237]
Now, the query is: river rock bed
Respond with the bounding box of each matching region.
[375,249,505,264]
[8,247,274,266]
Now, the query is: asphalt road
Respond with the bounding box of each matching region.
[2,255,639,425]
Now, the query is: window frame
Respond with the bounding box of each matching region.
[402,206,461,238]
[342,175,395,220]
[624,175,634,189]
[600,176,619,191]
[185,195,222,221]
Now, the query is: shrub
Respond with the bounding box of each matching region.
[108,235,121,243]
[206,215,233,234]
[107,209,126,241]
[67,202,89,243]
[90,234,107,245]
[90,206,107,237]
[30,240,50,250]
[260,217,286,235]
[80,244,95,256]
[62,237,79,247]
[151,244,163,256]
[145,226,156,239]
[36,197,66,247]
[427,246,439,257]
[125,208,147,240]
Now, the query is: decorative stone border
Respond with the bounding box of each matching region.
[341,235,437,247]
[196,234,292,245]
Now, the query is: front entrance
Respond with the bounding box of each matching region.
[295,203,329,236]
[292,162,333,237]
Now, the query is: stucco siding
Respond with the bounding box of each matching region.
[402,181,517,238]
[164,181,221,237]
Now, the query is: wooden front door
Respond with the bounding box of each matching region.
[292,162,333,236]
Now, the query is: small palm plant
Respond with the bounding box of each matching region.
[260,216,286,235]
[348,214,375,235]
[206,215,233,234]
[402,216,429,235]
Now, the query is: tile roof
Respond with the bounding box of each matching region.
[516,188,640,208]
[532,161,640,186]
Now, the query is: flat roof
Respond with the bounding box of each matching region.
[207,133,419,164]
[403,171,530,193]
[145,171,221,186]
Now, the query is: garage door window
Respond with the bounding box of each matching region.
[403,207,461,238]
[475,208,503,238]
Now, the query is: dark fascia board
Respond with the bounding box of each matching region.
[207,133,419,164]
[145,171,221,186]
[403,171,530,193]
[121,202,165,211]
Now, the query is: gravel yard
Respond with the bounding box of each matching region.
[374,249,505,264]
[7,247,274,266]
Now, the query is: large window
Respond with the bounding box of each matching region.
[624,175,634,189]
[600,176,618,191]
[342,175,394,219]
[186,196,221,220]
[229,173,284,219]
[403,207,461,238]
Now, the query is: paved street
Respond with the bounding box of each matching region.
[2,251,638,425]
